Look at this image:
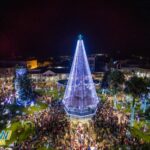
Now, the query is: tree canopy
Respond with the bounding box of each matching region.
[125,76,149,99]
[108,70,125,94]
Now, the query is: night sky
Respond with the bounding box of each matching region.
[0,0,150,58]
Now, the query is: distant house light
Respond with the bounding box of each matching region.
[113,61,118,64]
[95,54,104,56]
[55,66,65,69]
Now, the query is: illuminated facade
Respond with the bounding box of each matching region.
[27,59,38,69]
[63,35,99,117]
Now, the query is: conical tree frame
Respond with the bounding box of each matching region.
[63,36,99,117]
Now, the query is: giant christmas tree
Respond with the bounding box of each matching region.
[15,66,34,106]
[63,35,99,117]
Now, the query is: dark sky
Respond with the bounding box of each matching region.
[0,0,150,58]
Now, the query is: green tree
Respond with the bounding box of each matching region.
[125,76,148,126]
[108,70,125,108]
[15,66,34,106]
[125,76,148,107]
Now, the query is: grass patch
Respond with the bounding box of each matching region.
[23,101,48,114]
[1,101,48,147]
[130,121,150,143]
[6,101,48,115]
[99,94,107,103]
[3,121,35,147]
[35,89,64,100]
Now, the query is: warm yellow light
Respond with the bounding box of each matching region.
[27,60,38,69]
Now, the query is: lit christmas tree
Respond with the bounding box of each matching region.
[63,35,99,117]
[15,66,34,106]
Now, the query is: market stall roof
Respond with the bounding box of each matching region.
[43,70,55,76]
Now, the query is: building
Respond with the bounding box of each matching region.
[26,59,38,69]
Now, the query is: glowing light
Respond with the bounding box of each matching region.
[16,68,27,76]
[16,99,34,106]
[15,67,34,107]
[63,35,99,117]
[4,97,11,104]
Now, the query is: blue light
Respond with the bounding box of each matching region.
[63,35,99,117]
[16,68,27,76]
[16,99,35,107]
[15,67,34,107]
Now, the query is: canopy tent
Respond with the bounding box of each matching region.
[43,70,55,76]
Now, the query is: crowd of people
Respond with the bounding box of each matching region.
[0,80,14,104]
[0,72,149,149]
[12,101,69,149]
[64,120,97,150]
[93,102,144,149]
[8,101,145,150]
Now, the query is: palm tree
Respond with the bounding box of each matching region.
[125,76,148,126]
[125,76,148,106]
[108,70,125,109]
